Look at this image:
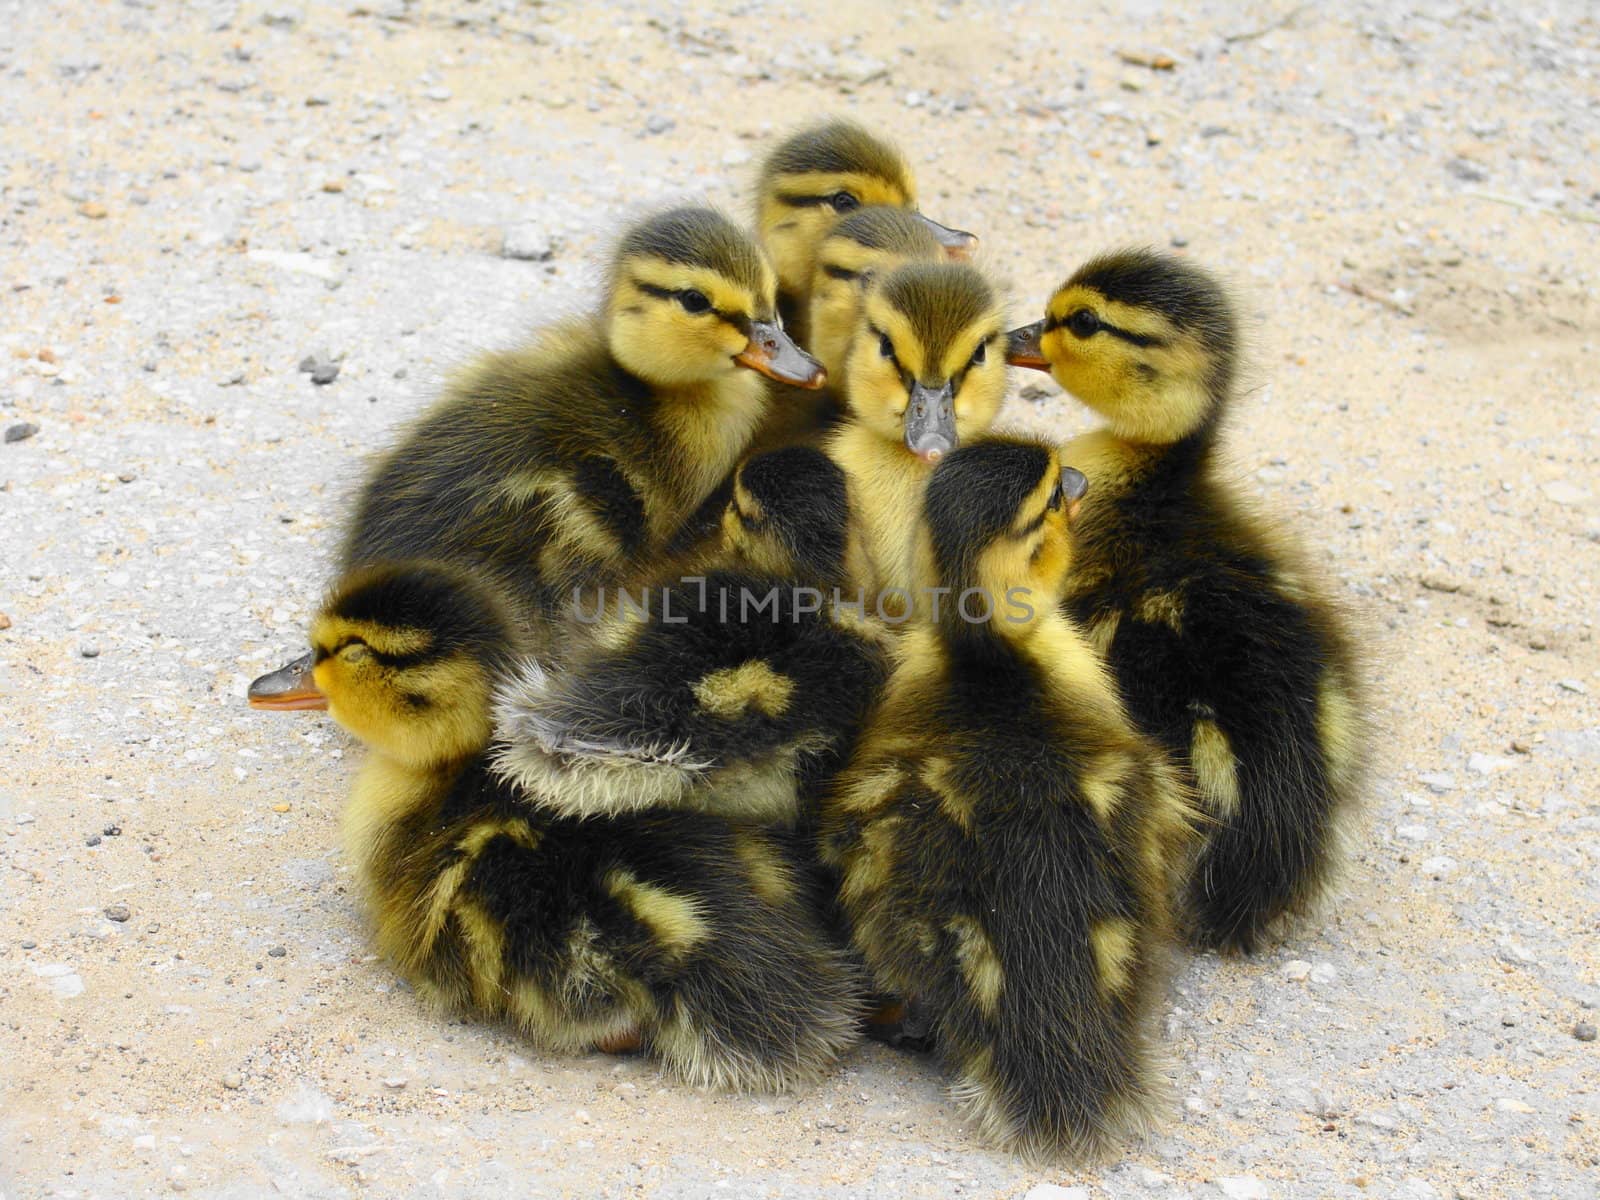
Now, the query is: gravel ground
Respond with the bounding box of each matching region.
[3,1,1598,1197]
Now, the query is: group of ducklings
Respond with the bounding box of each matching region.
[249,120,1366,1161]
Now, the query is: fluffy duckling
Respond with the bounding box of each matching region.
[340,207,824,657]
[825,261,1009,599]
[755,119,975,342]
[494,445,889,823]
[1006,249,1366,954]
[251,561,864,1090]
[822,438,1191,1160]
[805,205,948,391]
[743,206,951,459]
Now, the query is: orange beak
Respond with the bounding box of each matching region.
[1005,320,1050,371]
[247,651,327,712]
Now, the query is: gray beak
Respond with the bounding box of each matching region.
[904,380,957,464]
[917,214,978,259]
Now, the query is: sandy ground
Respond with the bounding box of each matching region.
[3,1,1598,1196]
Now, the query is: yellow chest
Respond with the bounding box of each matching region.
[828,425,932,599]
[652,378,769,537]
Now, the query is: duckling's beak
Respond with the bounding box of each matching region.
[918,215,978,260]
[1061,466,1089,526]
[905,380,957,464]
[735,321,827,389]
[1005,320,1049,371]
[247,651,328,712]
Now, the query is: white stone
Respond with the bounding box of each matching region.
[1282,959,1312,981]
[30,962,84,999]
[246,249,336,282]
[1024,1187,1089,1200]
[1494,1097,1535,1114]
[502,222,557,262]
[1396,824,1430,842]
[1420,855,1458,877]
[1541,481,1591,506]
[1417,772,1456,794]
[276,1081,334,1124]
[1467,753,1517,775]
[1218,1177,1272,1200]
[1309,962,1339,985]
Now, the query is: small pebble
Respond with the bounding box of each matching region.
[78,201,108,219]
[1575,1023,1597,1042]
[5,422,40,443]
[86,834,102,847]
[20,939,36,950]
[644,113,675,136]
[311,361,340,385]
[502,222,557,262]
[104,904,131,922]
[104,825,122,836]
[267,945,287,957]
[222,1072,243,1089]
[80,644,101,659]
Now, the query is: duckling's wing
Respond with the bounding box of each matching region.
[493,574,889,823]
[491,657,716,820]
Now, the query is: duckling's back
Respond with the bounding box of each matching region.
[1065,431,1366,954]
[344,322,679,629]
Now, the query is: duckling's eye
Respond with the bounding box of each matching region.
[677,290,712,314]
[338,641,372,664]
[830,191,860,212]
[1066,308,1102,339]
[878,332,896,361]
[970,341,988,367]
[1047,481,1065,512]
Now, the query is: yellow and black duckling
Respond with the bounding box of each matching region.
[339,206,823,656]
[1006,249,1366,954]
[825,260,1010,599]
[756,119,975,342]
[251,560,864,1090]
[494,444,889,823]
[804,205,948,392]
[822,437,1191,1160]
[735,205,952,467]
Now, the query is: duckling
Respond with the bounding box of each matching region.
[824,261,1009,600]
[822,437,1191,1160]
[739,206,952,461]
[1005,249,1367,954]
[493,445,889,823]
[805,205,948,392]
[340,206,824,659]
[755,119,976,342]
[252,560,864,1090]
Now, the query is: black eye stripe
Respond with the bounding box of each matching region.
[635,280,749,331]
[1044,310,1165,348]
[776,192,842,209]
[822,264,860,282]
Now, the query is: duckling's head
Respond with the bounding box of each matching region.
[605,206,824,391]
[723,446,851,585]
[847,261,1008,464]
[248,563,514,770]
[807,206,946,385]
[756,120,975,300]
[1006,248,1238,444]
[918,438,1088,635]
